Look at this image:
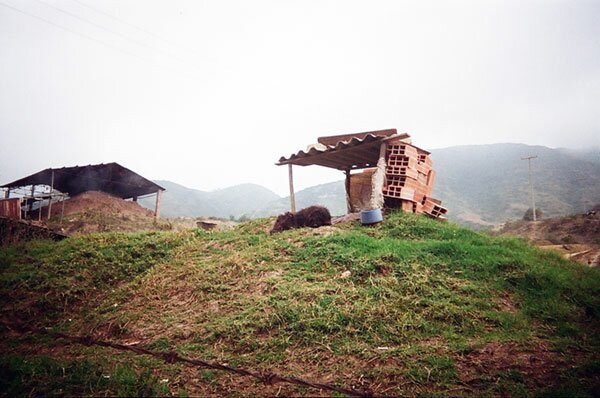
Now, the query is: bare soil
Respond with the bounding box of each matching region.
[496,211,600,266]
[40,191,167,234]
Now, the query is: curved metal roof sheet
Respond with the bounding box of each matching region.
[277,131,411,170]
[1,162,164,199]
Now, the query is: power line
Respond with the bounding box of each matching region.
[72,0,191,53]
[35,0,203,73]
[0,1,168,71]
[71,0,206,65]
[0,1,198,80]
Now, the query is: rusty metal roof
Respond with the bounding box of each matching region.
[1,162,164,199]
[277,130,411,170]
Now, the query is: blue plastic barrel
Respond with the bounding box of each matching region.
[360,208,383,225]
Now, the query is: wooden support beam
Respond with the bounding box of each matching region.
[288,164,296,213]
[47,171,54,220]
[60,193,66,225]
[25,185,35,221]
[154,190,162,220]
[345,170,352,214]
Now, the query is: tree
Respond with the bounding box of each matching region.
[523,207,543,221]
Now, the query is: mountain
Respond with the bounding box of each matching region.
[252,181,346,218]
[430,143,600,227]
[140,144,600,227]
[139,180,280,219]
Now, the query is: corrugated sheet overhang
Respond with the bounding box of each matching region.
[277,131,411,170]
[1,162,164,199]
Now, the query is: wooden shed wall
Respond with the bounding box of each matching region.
[0,198,22,220]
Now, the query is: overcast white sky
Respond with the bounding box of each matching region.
[1,0,599,196]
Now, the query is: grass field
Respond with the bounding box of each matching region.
[1,211,599,396]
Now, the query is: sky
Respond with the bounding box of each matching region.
[1,0,599,196]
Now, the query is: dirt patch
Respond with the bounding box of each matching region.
[497,212,600,266]
[498,293,518,313]
[456,341,575,388]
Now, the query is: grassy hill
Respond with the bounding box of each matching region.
[1,213,600,396]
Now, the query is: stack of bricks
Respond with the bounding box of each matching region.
[382,140,448,219]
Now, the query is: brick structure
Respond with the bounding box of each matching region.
[277,129,447,220]
[382,140,447,219]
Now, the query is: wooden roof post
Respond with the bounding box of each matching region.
[288,164,296,213]
[345,170,352,214]
[60,193,66,226]
[47,170,54,220]
[26,185,35,221]
[154,190,162,220]
[369,142,387,210]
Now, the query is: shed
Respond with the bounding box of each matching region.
[1,162,165,220]
[277,129,447,219]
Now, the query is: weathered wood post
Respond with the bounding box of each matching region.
[288,164,296,213]
[345,169,352,213]
[60,193,66,225]
[154,190,162,220]
[47,170,55,220]
[30,185,35,219]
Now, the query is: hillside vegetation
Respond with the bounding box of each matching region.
[431,144,600,227]
[1,213,600,396]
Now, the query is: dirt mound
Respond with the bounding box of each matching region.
[50,191,155,219]
[497,211,600,266]
[45,191,169,235]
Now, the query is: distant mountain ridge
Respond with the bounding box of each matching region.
[430,143,600,227]
[251,181,346,218]
[142,143,600,227]
[139,181,280,219]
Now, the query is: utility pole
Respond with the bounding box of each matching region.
[575,175,587,214]
[521,155,538,221]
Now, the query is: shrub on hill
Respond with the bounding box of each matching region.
[523,207,543,221]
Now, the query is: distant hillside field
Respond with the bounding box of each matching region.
[1,212,600,396]
[431,144,600,227]
[140,144,600,227]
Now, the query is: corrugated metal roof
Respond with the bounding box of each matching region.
[277,131,411,170]
[1,163,164,199]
